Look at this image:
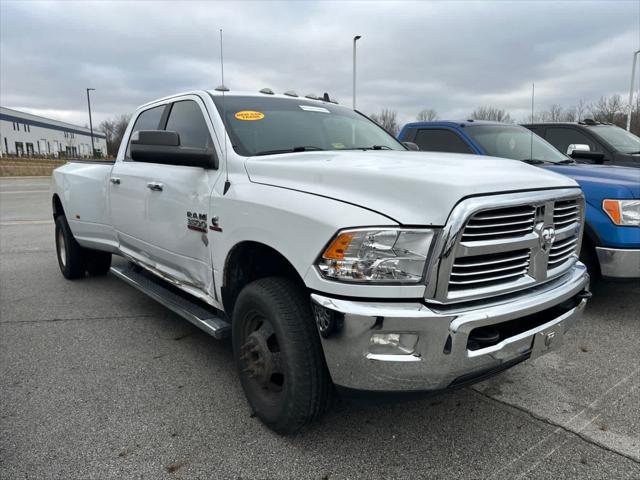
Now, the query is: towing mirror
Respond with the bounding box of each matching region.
[566,144,605,163]
[130,130,217,169]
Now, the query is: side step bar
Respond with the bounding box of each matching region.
[110,264,231,339]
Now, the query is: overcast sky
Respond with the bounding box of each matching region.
[1,0,638,129]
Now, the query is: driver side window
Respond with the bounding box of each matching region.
[164,100,214,150]
[125,105,165,159]
[545,127,597,155]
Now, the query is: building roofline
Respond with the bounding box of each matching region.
[0,106,106,138]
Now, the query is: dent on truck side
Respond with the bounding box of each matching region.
[51,163,119,252]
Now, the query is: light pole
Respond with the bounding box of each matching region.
[627,50,640,132]
[86,88,96,157]
[352,35,361,110]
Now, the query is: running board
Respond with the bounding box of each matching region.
[110,264,230,339]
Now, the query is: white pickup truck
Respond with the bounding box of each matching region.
[52,90,591,433]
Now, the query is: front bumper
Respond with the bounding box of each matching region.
[596,247,640,279]
[311,263,590,392]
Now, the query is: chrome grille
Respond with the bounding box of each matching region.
[461,205,535,242]
[430,189,585,304]
[548,234,579,270]
[553,199,580,230]
[449,249,531,291]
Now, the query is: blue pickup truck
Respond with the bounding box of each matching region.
[398,121,640,279]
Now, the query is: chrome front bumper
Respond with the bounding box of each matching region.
[596,247,640,279]
[311,263,590,392]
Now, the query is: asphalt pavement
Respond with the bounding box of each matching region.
[1,176,639,479]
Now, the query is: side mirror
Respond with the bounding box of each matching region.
[566,144,590,155]
[130,130,217,169]
[566,144,605,163]
[403,141,420,151]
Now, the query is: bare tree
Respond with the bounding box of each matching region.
[99,114,131,157]
[470,106,513,123]
[539,104,577,122]
[588,94,624,123]
[575,99,588,122]
[416,108,438,122]
[370,109,399,136]
[542,104,564,122]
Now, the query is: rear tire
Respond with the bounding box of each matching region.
[55,215,113,278]
[55,215,86,279]
[232,277,331,434]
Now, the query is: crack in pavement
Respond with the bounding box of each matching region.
[0,314,159,325]
[470,370,640,479]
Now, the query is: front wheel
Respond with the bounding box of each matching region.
[232,277,331,434]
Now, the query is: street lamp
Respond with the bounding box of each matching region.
[627,50,640,132]
[86,88,96,157]
[353,35,361,110]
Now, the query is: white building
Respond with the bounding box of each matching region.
[0,106,107,158]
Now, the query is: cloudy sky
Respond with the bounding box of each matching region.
[1,0,638,129]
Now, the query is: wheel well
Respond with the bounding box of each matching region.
[52,194,64,220]
[222,241,305,315]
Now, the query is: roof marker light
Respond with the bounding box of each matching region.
[259,88,274,95]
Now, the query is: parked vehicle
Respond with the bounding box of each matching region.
[52,91,590,433]
[522,120,640,168]
[398,121,640,280]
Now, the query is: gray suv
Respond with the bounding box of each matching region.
[523,120,640,168]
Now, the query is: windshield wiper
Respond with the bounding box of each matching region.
[557,159,577,164]
[254,146,325,156]
[344,145,393,151]
[522,159,549,165]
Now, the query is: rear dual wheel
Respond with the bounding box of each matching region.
[232,277,332,434]
[55,215,112,279]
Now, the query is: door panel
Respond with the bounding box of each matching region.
[145,165,215,293]
[143,97,221,301]
[109,161,151,261]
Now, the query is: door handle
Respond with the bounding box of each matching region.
[146,182,164,192]
[110,177,121,185]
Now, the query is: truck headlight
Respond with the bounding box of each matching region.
[316,228,437,283]
[603,199,640,226]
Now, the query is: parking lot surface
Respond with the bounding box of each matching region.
[1,176,639,479]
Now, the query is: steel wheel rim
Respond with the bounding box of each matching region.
[238,312,286,398]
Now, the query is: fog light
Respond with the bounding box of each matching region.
[369,333,418,355]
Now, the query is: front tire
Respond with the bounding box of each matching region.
[580,237,600,279]
[232,277,331,434]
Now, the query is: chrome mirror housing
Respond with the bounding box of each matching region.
[566,144,590,156]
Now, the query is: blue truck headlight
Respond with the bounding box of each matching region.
[603,199,640,226]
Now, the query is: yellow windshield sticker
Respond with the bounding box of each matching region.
[235,111,265,121]
[332,142,346,149]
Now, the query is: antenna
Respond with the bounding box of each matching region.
[220,28,231,194]
[530,82,535,161]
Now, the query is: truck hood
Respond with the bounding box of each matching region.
[543,164,640,200]
[245,151,578,225]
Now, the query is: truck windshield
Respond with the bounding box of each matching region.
[210,94,405,156]
[465,124,569,163]
[587,125,640,154]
